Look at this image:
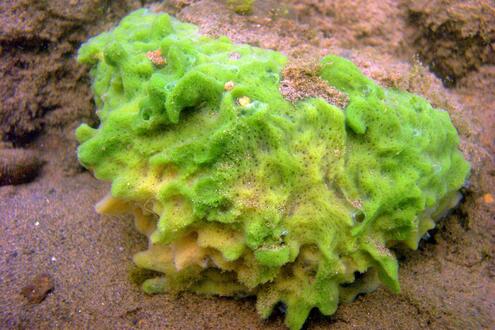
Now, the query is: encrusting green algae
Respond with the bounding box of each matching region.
[76,9,470,329]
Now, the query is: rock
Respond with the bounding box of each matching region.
[0,148,44,185]
[20,273,54,304]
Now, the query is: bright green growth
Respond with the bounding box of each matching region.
[76,9,470,330]
[227,0,255,14]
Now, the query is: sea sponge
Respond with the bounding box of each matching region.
[76,9,470,329]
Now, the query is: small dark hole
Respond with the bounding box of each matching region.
[276,302,287,314]
[142,111,151,120]
[341,271,365,287]
[353,211,365,223]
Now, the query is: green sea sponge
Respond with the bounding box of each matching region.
[76,9,470,329]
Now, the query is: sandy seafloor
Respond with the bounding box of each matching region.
[1,0,494,329]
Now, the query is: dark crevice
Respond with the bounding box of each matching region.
[4,129,42,147]
[0,37,52,53]
[417,227,439,251]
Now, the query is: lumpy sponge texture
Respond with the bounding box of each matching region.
[76,9,470,330]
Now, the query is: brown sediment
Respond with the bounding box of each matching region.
[405,0,495,86]
[0,0,494,329]
[280,61,349,108]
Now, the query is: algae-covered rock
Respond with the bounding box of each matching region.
[76,9,470,329]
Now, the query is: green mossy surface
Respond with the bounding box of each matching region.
[76,9,470,330]
[227,0,256,14]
